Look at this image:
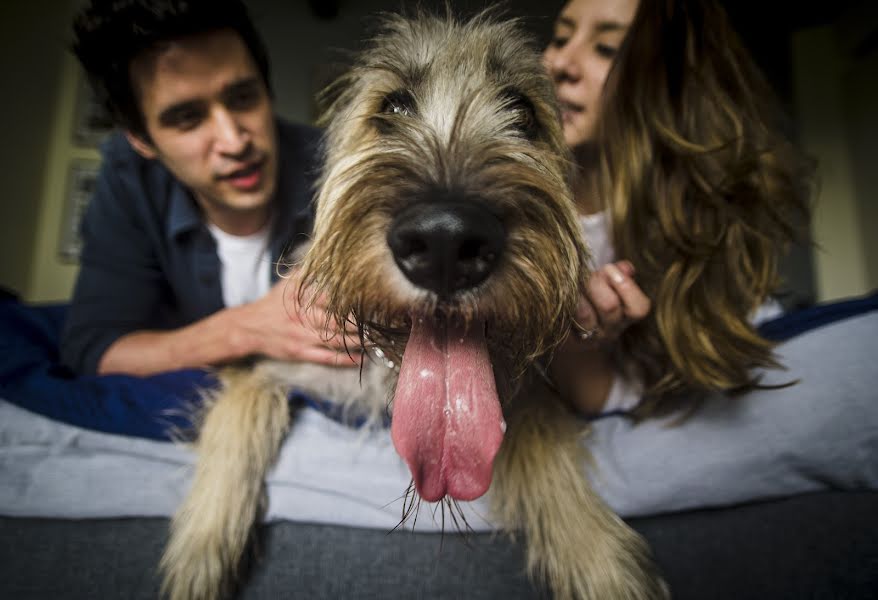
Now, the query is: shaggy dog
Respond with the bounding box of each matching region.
[161,12,667,600]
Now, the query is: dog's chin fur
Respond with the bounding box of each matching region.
[160,11,669,600]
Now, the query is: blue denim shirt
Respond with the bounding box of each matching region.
[61,119,322,374]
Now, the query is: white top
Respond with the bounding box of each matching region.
[207,223,272,307]
[579,211,615,270]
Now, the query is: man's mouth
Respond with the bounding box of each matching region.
[219,159,266,191]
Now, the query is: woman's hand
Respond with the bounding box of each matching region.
[572,260,651,347]
[548,260,651,414]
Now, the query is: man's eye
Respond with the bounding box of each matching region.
[550,36,569,49]
[226,87,262,111]
[162,107,205,130]
[175,111,203,129]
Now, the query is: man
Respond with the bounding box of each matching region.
[62,0,357,376]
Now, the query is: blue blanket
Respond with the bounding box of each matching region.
[1,293,875,441]
[0,300,211,440]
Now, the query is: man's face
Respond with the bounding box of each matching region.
[128,29,277,233]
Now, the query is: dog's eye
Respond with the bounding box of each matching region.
[501,89,538,139]
[380,90,416,118]
[372,89,416,134]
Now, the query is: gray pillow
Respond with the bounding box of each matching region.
[587,311,878,517]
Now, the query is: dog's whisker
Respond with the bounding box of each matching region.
[410,496,423,533]
[381,482,414,510]
[450,498,474,539]
[439,499,446,553]
[390,479,422,534]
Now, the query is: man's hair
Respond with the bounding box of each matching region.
[72,0,272,139]
[596,0,815,415]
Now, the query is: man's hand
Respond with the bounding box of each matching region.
[231,274,362,367]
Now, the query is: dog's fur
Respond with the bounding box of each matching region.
[161,12,667,600]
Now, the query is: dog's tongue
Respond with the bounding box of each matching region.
[391,317,505,502]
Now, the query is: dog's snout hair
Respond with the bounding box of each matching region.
[301,13,588,369]
[161,11,669,600]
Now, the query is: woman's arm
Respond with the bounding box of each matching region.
[549,260,650,414]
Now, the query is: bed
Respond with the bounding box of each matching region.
[1,293,877,598]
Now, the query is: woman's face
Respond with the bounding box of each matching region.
[543,0,639,150]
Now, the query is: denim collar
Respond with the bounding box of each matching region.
[166,183,202,241]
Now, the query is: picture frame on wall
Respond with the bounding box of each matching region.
[72,73,114,148]
[57,159,101,263]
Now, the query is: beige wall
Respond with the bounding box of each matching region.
[843,48,878,291]
[0,1,72,301]
[792,7,878,302]
[28,49,101,303]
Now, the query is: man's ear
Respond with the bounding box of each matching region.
[125,131,158,159]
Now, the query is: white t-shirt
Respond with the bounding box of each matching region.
[579,210,615,271]
[207,223,272,307]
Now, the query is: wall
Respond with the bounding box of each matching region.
[792,2,878,301]
[839,5,878,293]
[0,1,71,300]
[28,48,102,303]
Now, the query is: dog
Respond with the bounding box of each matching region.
[160,11,667,600]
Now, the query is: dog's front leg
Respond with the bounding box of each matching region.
[160,368,291,600]
[491,381,669,600]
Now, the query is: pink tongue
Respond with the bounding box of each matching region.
[390,317,505,502]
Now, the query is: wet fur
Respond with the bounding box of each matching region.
[161,12,667,600]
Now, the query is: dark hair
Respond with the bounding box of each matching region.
[72,0,272,138]
[597,0,815,415]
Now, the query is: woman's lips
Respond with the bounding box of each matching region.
[559,100,584,123]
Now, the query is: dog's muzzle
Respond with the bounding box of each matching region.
[387,200,506,298]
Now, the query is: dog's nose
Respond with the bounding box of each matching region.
[387,201,506,297]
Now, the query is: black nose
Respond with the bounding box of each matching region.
[387,201,506,297]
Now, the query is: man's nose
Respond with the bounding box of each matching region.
[211,107,250,156]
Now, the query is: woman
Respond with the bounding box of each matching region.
[543,0,814,417]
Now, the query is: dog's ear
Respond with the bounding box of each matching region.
[314,66,358,128]
[125,131,158,160]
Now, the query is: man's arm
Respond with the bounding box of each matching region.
[61,149,169,375]
[98,276,361,376]
[62,136,358,376]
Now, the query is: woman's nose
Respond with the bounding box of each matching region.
[545,42,581,83]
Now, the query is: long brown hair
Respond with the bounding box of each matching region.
[597,0,814,415]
